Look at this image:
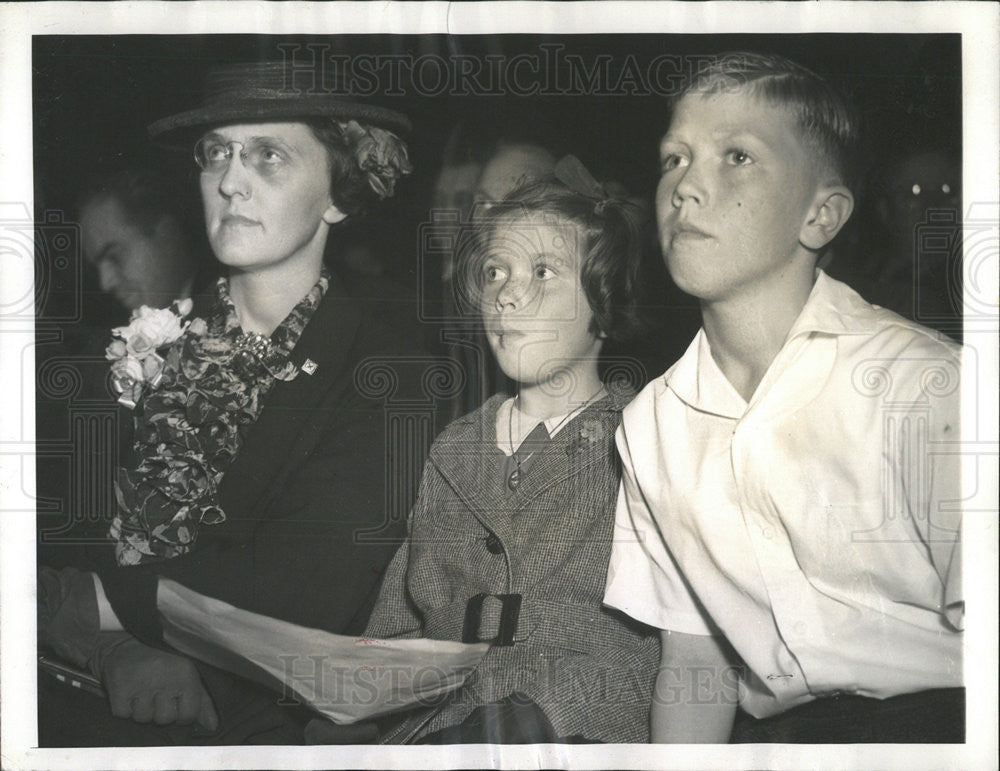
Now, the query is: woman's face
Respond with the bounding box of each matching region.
[479,214,603,389]
[199,122,345,275]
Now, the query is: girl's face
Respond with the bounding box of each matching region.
[480,214,604,390]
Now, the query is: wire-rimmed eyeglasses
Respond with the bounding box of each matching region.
[194,137,288,178]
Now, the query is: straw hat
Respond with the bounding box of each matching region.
[148,60,411,148]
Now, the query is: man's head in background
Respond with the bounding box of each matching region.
[78,168,203,310]
[875,148,961,257]
[434,138,557,285]
[473,141,557,209]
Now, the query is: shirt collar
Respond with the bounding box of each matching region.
[783,269,879,340]
[665,270,875,417]
[665,331,747,419]
[498,391,607,455]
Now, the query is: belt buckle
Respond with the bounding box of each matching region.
[462,593,523,646]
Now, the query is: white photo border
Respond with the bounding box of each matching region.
[2,2,997,769]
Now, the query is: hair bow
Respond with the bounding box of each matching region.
[554,155,611,214]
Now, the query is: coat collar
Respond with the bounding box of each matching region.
[218,272,363,521]
[429,390,629,541]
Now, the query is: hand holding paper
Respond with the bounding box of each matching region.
[156,579,489,724]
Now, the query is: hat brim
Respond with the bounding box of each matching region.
[148,96,411,150]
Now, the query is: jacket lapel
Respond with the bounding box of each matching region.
[510,394,623,508]
[218,275,362,525]
[428,392,628,540]
[429,394,517,545]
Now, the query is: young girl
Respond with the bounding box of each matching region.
[364,156,659,744]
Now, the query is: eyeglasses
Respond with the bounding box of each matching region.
[193,138,289,178]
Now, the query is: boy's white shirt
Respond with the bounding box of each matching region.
[603,270,963,719]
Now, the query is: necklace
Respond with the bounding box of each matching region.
[506,385,607,490]
[234,330,274,359]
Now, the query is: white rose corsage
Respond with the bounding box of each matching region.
[105,298,195,409]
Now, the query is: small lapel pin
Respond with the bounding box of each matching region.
[301,358,319,375]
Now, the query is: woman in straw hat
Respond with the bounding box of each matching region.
[38,60,416,743]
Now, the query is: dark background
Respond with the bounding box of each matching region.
[32,33,962,208]
[33,34,962,346]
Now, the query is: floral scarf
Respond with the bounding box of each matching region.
[110,269,330,566]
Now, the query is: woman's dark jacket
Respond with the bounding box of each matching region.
[98,274,420,644]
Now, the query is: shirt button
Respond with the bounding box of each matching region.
[484,534,504,554]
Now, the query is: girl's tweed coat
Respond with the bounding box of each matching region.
[366,391,659,743]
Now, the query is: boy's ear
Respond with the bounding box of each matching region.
[800,186,854,251]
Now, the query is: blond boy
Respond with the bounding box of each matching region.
[604,52,963,743]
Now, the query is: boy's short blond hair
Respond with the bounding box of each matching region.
[675,51,866,196]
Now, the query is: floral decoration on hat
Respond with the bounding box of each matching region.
[338,120,413,199]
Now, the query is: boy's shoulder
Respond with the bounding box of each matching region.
[811,271,961,359]
[822,283,962,396]
[832,300,962,411]
[853,306,960,358]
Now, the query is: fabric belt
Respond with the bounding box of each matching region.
[423,596,635,654]
[462,593,522,645]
